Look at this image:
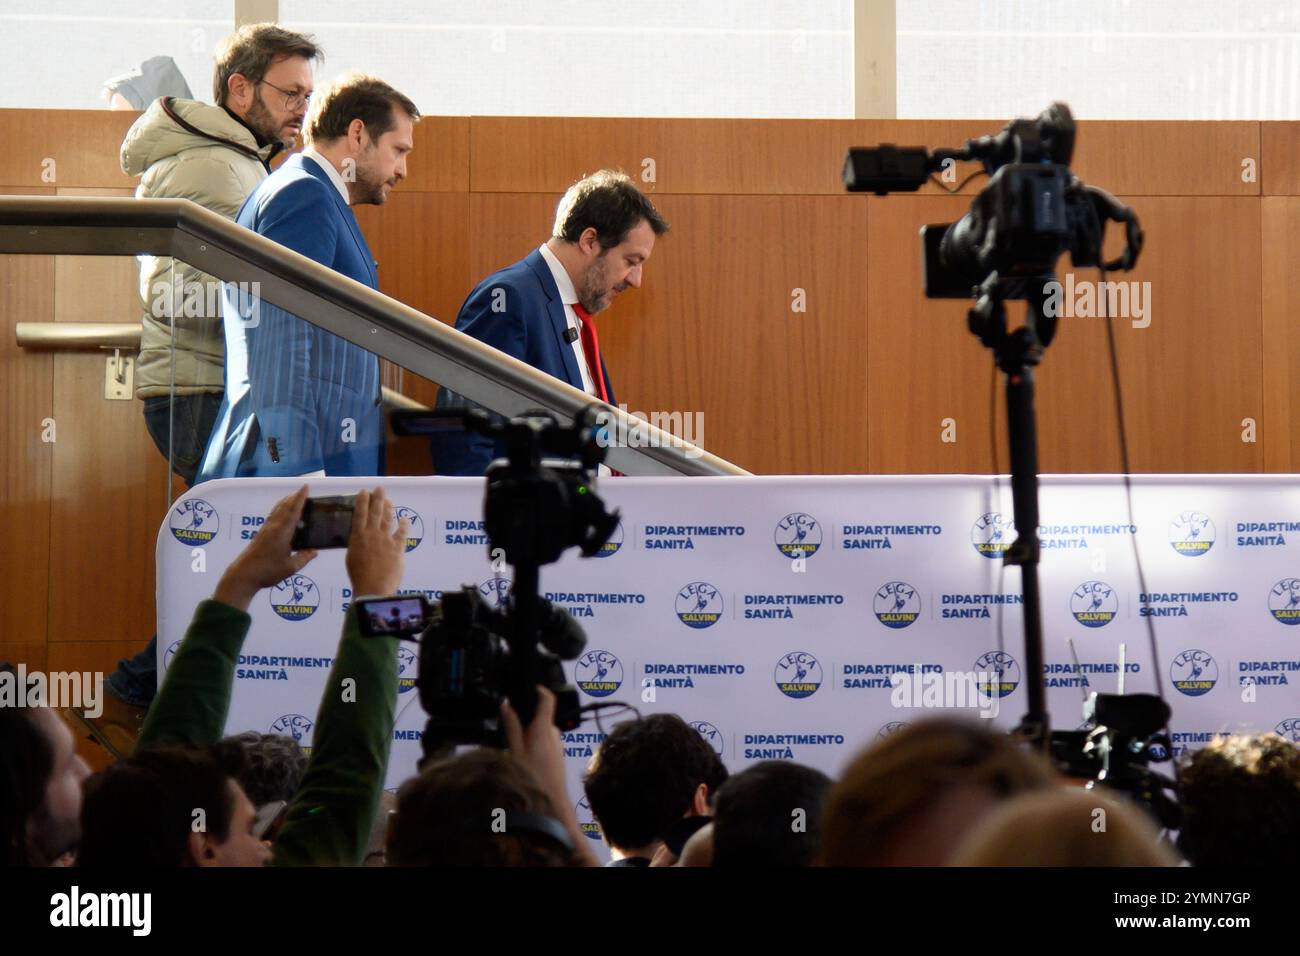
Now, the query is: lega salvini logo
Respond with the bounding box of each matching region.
[269,575,320,621]
[1269,578,1300,625]
[479,576,512,610]
[877,721,908,739]
[690,720,725,758]
[774,513,822,558]
[169,498,219,545]
[575,797,602,841]
[270,714,314,753]
[974,651,1020,699]
[1170,649,1217,697]
[676,582,723,628]
[591,521,624,558]
[873,581,920,629]
[774,651,823,699]
[397,645,418,694]
[574,650,624,697]
[1276,718,1300,744]
[1070,581,1118,627]
[394,505,425,552]
[971,512,1014,558]
[1169,511,1215,557]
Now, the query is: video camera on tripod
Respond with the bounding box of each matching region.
[845,105,1176,825]
[360,406,621,764]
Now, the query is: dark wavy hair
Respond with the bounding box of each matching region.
[214,732,307,806]
[388,749,580,867]
[552,169,669,250]
[213,23,321,106]
[583,713,727,851]
[1177,732,1300,866]
[78,745,239,867]
[0,664,54,866]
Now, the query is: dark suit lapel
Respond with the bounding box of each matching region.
[525,251,583,389]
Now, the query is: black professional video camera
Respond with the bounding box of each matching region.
[372,405,620,762]
[844,102,1143,348]
[1051,692,1181,830]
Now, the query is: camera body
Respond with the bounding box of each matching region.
[845,102,1142,328]
[381,405,620,761]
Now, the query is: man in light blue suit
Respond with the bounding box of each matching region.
[198,72,419,482]
[431,170,669,476]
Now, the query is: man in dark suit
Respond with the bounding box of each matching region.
[198,72,418,482]
[432,169,669,476]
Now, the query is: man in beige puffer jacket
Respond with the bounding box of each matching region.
[77,26,321,754]
[119,22,320,486]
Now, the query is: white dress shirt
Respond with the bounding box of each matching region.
[301,146,351,206]
[537,243,597,396]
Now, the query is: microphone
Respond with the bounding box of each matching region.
[563,327,579,343]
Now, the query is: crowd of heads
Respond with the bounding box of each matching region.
[9,655,1298,868]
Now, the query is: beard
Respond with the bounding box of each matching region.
[349,148,393,206]
[578,253,612,314]
[351,166,390,205]
[243,90,296,148]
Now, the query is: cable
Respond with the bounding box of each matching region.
[929,169,988,194]
[584,701,640,736]
[1100,262,1180,794]
[1099,263,1163,703]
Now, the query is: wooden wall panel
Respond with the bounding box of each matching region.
[0,187,54,651]
[1262,198,1299,472]
[866,195,1263,475]
[472,118,868,195]
[0,643,47,671]
[865,194,1003,474]
[1039,197,1263,474]
[355,190,472,406]
[356,191,473,473]
[47,187,171,644]
[470,118,1258,197]
[405,116,470,192]
[0,109,137,189]
[1262,122,1300,196]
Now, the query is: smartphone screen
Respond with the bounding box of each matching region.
[291,494,356,550]
[355,596,428,637]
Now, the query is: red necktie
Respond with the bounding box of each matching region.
[571,302,609,404]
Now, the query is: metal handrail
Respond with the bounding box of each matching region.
[0,196,747,477]
[15,320,426,412]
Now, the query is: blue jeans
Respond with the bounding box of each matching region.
[142,391,224,487]
[106,393,224,707]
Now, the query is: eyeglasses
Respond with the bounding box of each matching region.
[258,79,312,112]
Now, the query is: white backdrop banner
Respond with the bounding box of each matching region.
[157,474,1300,854]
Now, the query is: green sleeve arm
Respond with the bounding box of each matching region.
[272,609,398,867]
[138,599,251,750]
